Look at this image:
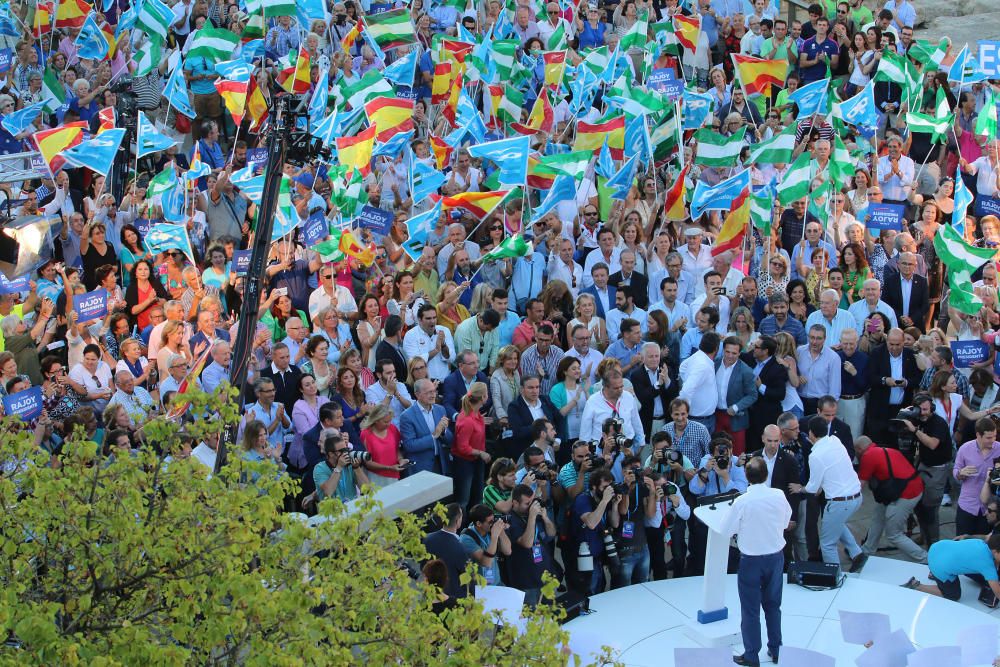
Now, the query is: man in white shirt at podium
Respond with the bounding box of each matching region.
[719,457,793,666]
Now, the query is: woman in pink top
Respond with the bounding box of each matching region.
[290,374,330,469]
[360,403,407,488]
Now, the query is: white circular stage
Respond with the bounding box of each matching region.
[562,557,1000,666]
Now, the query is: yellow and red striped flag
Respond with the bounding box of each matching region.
[96,107,115,134]
[511,87,553,136]
[166,345,213,419]
[543,50,567,89]
[338,228,376,266]
[731,54,788,96]
[33,1,53,37]
[429,134,452,170]
[663,164,689,221]
[431,62,453,104]
[440,190,510,220]
[574,115,625,158]
[246,76,269,131]
[341,21,362,54]
[54,0,90,29]
[278,45,311,94]
[712,191,751,257]
[336,124,377,176]
[216,78,250,125]
[364,97,414,142]
[674,14,701,52]
[34,122,88,174]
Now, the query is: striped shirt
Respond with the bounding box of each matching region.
[483,484,511,514]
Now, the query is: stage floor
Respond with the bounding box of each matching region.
[563,557,1000,666]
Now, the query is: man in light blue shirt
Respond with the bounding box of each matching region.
[606,288,649,343]
[605,318,644,375]
[649,276,693,332]
[796,324,842,414]
[883,0,916,31]
[200,341,231,395]
[491,290,520,348]
[847,278,898,333]
[805,290,857,349]
[509,250,546,315]
[239,377,291,450]
[790,221,837,280]
[680,307,720,361]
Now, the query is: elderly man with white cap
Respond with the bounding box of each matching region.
[677,226,713,276]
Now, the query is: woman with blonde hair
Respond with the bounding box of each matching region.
[156,320,192,376]
[452,381,491,509]
[757,252,790,299]
[435,281,470,334]
[568,293,608,350]
[490,345,521,430]
[618,214,648,275]
[727,306,759,351]
[772,332,804,418]
[360,403,407,488]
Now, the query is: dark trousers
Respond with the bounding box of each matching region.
[646,525,669,581]
[955,506,989,537]
[801,397,819,420]
[737,551,784,665]
[687,515,708,576]
[451,457,484,512]
[670,517,689,578]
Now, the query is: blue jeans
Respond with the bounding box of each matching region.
[690,413,716,435]
[612,545,650,589]
[737,551,784,665]
[820,495,862,565]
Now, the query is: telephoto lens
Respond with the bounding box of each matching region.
[577,541,594,573]
[602,529,620,568]
[349,450,372,465]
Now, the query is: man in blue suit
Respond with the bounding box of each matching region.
[579,263,616,319]
[714,336,759,456]
[399,378,454,475]
[441,350,492,420]
[503,374,562,461]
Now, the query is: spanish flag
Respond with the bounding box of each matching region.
[34,122,87,174]
[543,50,567,89]
[246,76,269,131]
[663,164,689,221]
[711,191,751,257]
[338,228,376,266]
[96,107,115,134]
[429,134,452,170]
[510,87,553,136]
[364,97,414,142]
[215,77,249,125]
[54,0,90,29]
[278,45,311,94]
[341,21,362,54]
[441,65,463,127]
[33,1,53,37]
[437,38,473,65]
[431,62,453,104]
[336,124,377,176]
[731,54,788,96]
[574,115,625,159]
[166,345,213,419]
[674,14,701,52]
[440,190,510,220]
[527,154,556,189]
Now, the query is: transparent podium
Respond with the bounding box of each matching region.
[683,497,742,648]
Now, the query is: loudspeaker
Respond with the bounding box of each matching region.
[556,589,590,621]
[787,561,840,589]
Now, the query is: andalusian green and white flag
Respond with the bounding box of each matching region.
[874,49,922,105]
[947,269,984,315]
[651,106,680,164]
[606,75,667,116]
[581,46,610,77]
[547,21,566,50]
[905,110,953,143]
[694,127,746,167]
[619,10,649,51]
[482,234,532,261]
[498,84,524,124]
[133,39,162,77]
[748,123,795,164]
[933,222,996,315]
[536,150,593,181]
[147,164,177,198]
[136,0,173,42]
[491,39,519,81]
[976,86,998,141]
[907,38,949,72]
[335,70,393,110]
[364,8,417,50]
[330,166,368,219]
[829,135,854,188]
[776,152,812,206]
[262,0,296,19]
[41,68,65,113]
[750,187,775,235]
[186,27,240,63]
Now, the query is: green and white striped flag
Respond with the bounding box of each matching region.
[947,269,984,316]
[482,234,532,261]
[907,38,949,72]
[262,0,296,19]
[581,46,610,77]
[537,150,593,180]
[933,222,995,315]
[619,10,648,51]
[186,27,240,63]
[748,123,795,164]
[136,0,173,42]
[874,49,922,106]
[651,107,679,164]
[547,22,566,50]
[365,8,417,50]
[651,20,679,56]
[335,70,393,110]
[607,75,667,116]
[41,67,65,114]
[905,110,953,144]
[330,166,368,219]
[776,152,812,206]
[829,135,854,188]
[133,39,162,77]
[750,188,775,235]
[694,127,746,167]
[148,164,177,198]
[491,39,519,81]
[498,84,524,124]
[976,86,998,141]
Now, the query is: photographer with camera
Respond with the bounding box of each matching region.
[516,446,554,508]
[610,457,658,588]
[569,469,621,594]
[460,504,512,587]
[688,437,748,575]
[954,418,1000,537]
[894,393,952,547]
[645,431,697,578]
[506,484,557,607]
[645,470,691,581]
[980,459,1000,515]
[312,429,370,503]
[579,368,645,474]
[517,419,559,469]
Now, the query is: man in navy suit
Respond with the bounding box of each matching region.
[442,350,492,420]
[399,378,454,475]
[580,263,616,319]
[422,503,470,598]
[748,336,789,453]
[503,374,562,460]
[882,252,929,332]
[715,336,759,456]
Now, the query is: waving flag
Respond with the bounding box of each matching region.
[468,136,531,188]
[163,65,196,119]
[278,45,311,94]
[530,175,577,224]
[133,39,162,77]
[148,163,178,198]
[34,123,87,175]
[146,223,195,263]
[429,135,453,170]
[731,54,787,96]
[364,8,416,51]
[372,129,415,159]
[695,127,746,167]
[748,123,796,164]
[402,200,441,260]
[263,0,296,18]
[948,44,991,85]
[308,65,329,132]
[185,144,212,182]
[775,152,812,206]
[136,111,175,158]
[74,13,109,60]
[953,165,974,231]
[833,81,879,131]
[246,75,269,131]
[337,69,393,110]
[663,164,689,221]
[673,14,700,52]
[976,86,998,141]
[161,180,186,223]
[59,128,125,176]
[187,26,240,63]
[166,345,212,419]
[55,0,91,29]
[574,115,625,158]
[619,9,648,51]
[606,154,640,200]
[339,229,376,265]
[1,101,46,137]
[33,1,53,37]
[364,97,414,142]
[336,124,377,176]
[481,235,531,262]
[383,47,417,87]
[934,222,996,315]
[0,4,20,37]
[689,169,752,220]
[216,76,250,125]
[683,89,715,130]
[440,191,510,220]
[137,0,173,42]
[787,79,829,116]
[411,158,446,203]
[712,194,751,257]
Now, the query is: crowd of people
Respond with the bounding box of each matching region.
[1,0,1000,621]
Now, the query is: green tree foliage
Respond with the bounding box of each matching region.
[0,388,618,665]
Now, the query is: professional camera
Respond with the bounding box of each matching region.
[989,463,1000,486]
[613,481,630,496]
[888,405,922,434]
[715,454,730,470]
[601,528,620,568]
[348,450,371,466]
[527,465,555,481]
[603,417,629,449]
[655,447,682,464]
[109,75,134,94]
[587,442,606,468]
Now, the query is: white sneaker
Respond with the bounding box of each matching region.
[941,494,952,507]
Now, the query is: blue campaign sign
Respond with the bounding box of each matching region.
[233,249,252,275]
[647,68,684,101]
[2,386,43,421]
[30,153,48,175]
[134,218,152,237]
[246,148,268,173]
[952,340,990,369]
[979,41,1000,77]
[0,273,29,294]
[303,211,328,247]
[866,203,905,231]
[0,49,12,76]
[358,204,393,236]
[975,195,1000,218]
[73,290,107,321]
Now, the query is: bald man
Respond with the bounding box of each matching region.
[867,328,921,446]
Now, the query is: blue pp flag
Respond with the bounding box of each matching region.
[146,223,195,263]
[410,155,446,203]
[953,166,973,233]
[948,45,991,84]
[402,201,441,261]
[241,39,267,60]
[1,100,46,136]
[75,14,110,61]
[296,0,327,31]
[624,115,652,166]
[161,183,186,223]
[531,174,576,224]
[682,89,715,130]
[836,81,879,131]
[230,165,264,202]
[467,135,530,188]
[116,4,140,38]
[60,128,125,176]
[606,153,639,200]
[308,65,329,132]
[690,170,752,220]
[163,64,196,119]
[383,48,417,87]
[595,140,616,180]
[569,66,598,115]
[0,5,20,37]
[787,79,829,116]
[372,129,415,159]
[215,58,254,81]
[136,110,176,158]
